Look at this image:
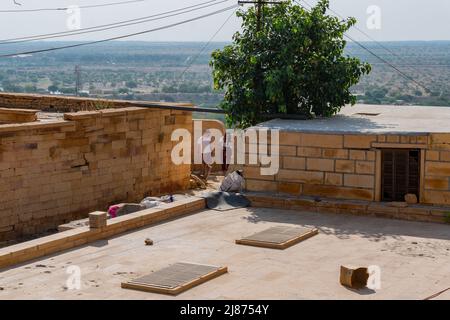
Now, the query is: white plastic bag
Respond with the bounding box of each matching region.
[220,171,244,193]
[140,197,162,209]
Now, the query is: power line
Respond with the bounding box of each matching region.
[0,0,230,44]
[298,0,430,84]
[181,7,238,78]
[0,4,240,58]
[0,0,148,13]
[294,0,432,92]
[344,33,432,92]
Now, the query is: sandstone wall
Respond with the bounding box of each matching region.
[0,106,192,241]
[424,133,450,205]
[244,131,450,207]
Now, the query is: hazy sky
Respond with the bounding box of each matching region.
[0,0,449,43]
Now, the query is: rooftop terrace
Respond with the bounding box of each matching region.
[258,104,450,134]
[0,206,449,300]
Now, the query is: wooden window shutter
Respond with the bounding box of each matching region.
[382,149,420,202]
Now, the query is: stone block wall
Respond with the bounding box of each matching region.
[424,133,450,205]
[0,105,192,241]
[244,130,450,207]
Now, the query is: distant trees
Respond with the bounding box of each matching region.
[2,81,24,93]
[211,0,371,127]
[24,85,37,93]
[161,83,213,94]
[118,88,130,94]
[48,85,59,92]
[125,80,138,89]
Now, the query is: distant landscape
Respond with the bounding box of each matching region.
[1,41,450,121]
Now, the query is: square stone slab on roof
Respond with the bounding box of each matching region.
[255,104,450,134]
[236,226,319,249]
[122,263,227,295]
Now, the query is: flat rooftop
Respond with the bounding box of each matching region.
[257,104,450,134]
[0,207,449,300]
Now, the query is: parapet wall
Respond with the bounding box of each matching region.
[0,103,192,242]
[0,92,193,112]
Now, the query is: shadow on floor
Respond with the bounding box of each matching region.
[343,286,377,296]
[241,207,450,242]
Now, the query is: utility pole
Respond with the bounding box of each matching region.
[237,1,284,31]
[256,0,263,32]
[237,1,283,119]
[74,65,82,96]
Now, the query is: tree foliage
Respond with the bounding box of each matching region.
[210,0,371,128]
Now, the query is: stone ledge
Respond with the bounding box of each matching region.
[0,107,39,114]
[244,192,449,224]
[0,197,205,270]
[0,120,74,133]
[371,142,427,149]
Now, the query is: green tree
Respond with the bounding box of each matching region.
[48,85,59,92]
[210,0,371,128]
[125,80,138,89]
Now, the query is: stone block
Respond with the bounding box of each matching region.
[283,157,306,170]
[302,133,343,148]
[344,135,375,149]
[306,158,334,172]
[302,184,374,201]
[425,162,450,176]
[278,182,301,195]
[322,148,348,159]
[246,179,278,192]
[325,173,343,186]
[355,161,375,174]
[426,150,440,161]
[344,174,374,189]
[89,211,107,229]
[425,177,449,191]
[349,150,366,160]
[335,160,355,173]
[297,147,322,157]
[405,193,418,204]
[277,169,324,184]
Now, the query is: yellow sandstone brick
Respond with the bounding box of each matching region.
[322,148,348,159]
[386,135,400,143]
[302,184,374,201]
[306,158,334,172]
[335,160,355,173]
[355,161,375,174]
[344,135,376,149]
[278,182,301,195]
[325,173,343,186]
[246,179,278,192]
[426,162,450,176]
[344,174,375,189]
[426,150,440,161]
[283,157,306,170]
[297,147,322,157]
[440,151,450,162]
[279,132,301,146]
[425,177,449,190]
[244,166,275,181]
[349,150,366,160]
[277,169,323,184]
[301,134,343,148]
